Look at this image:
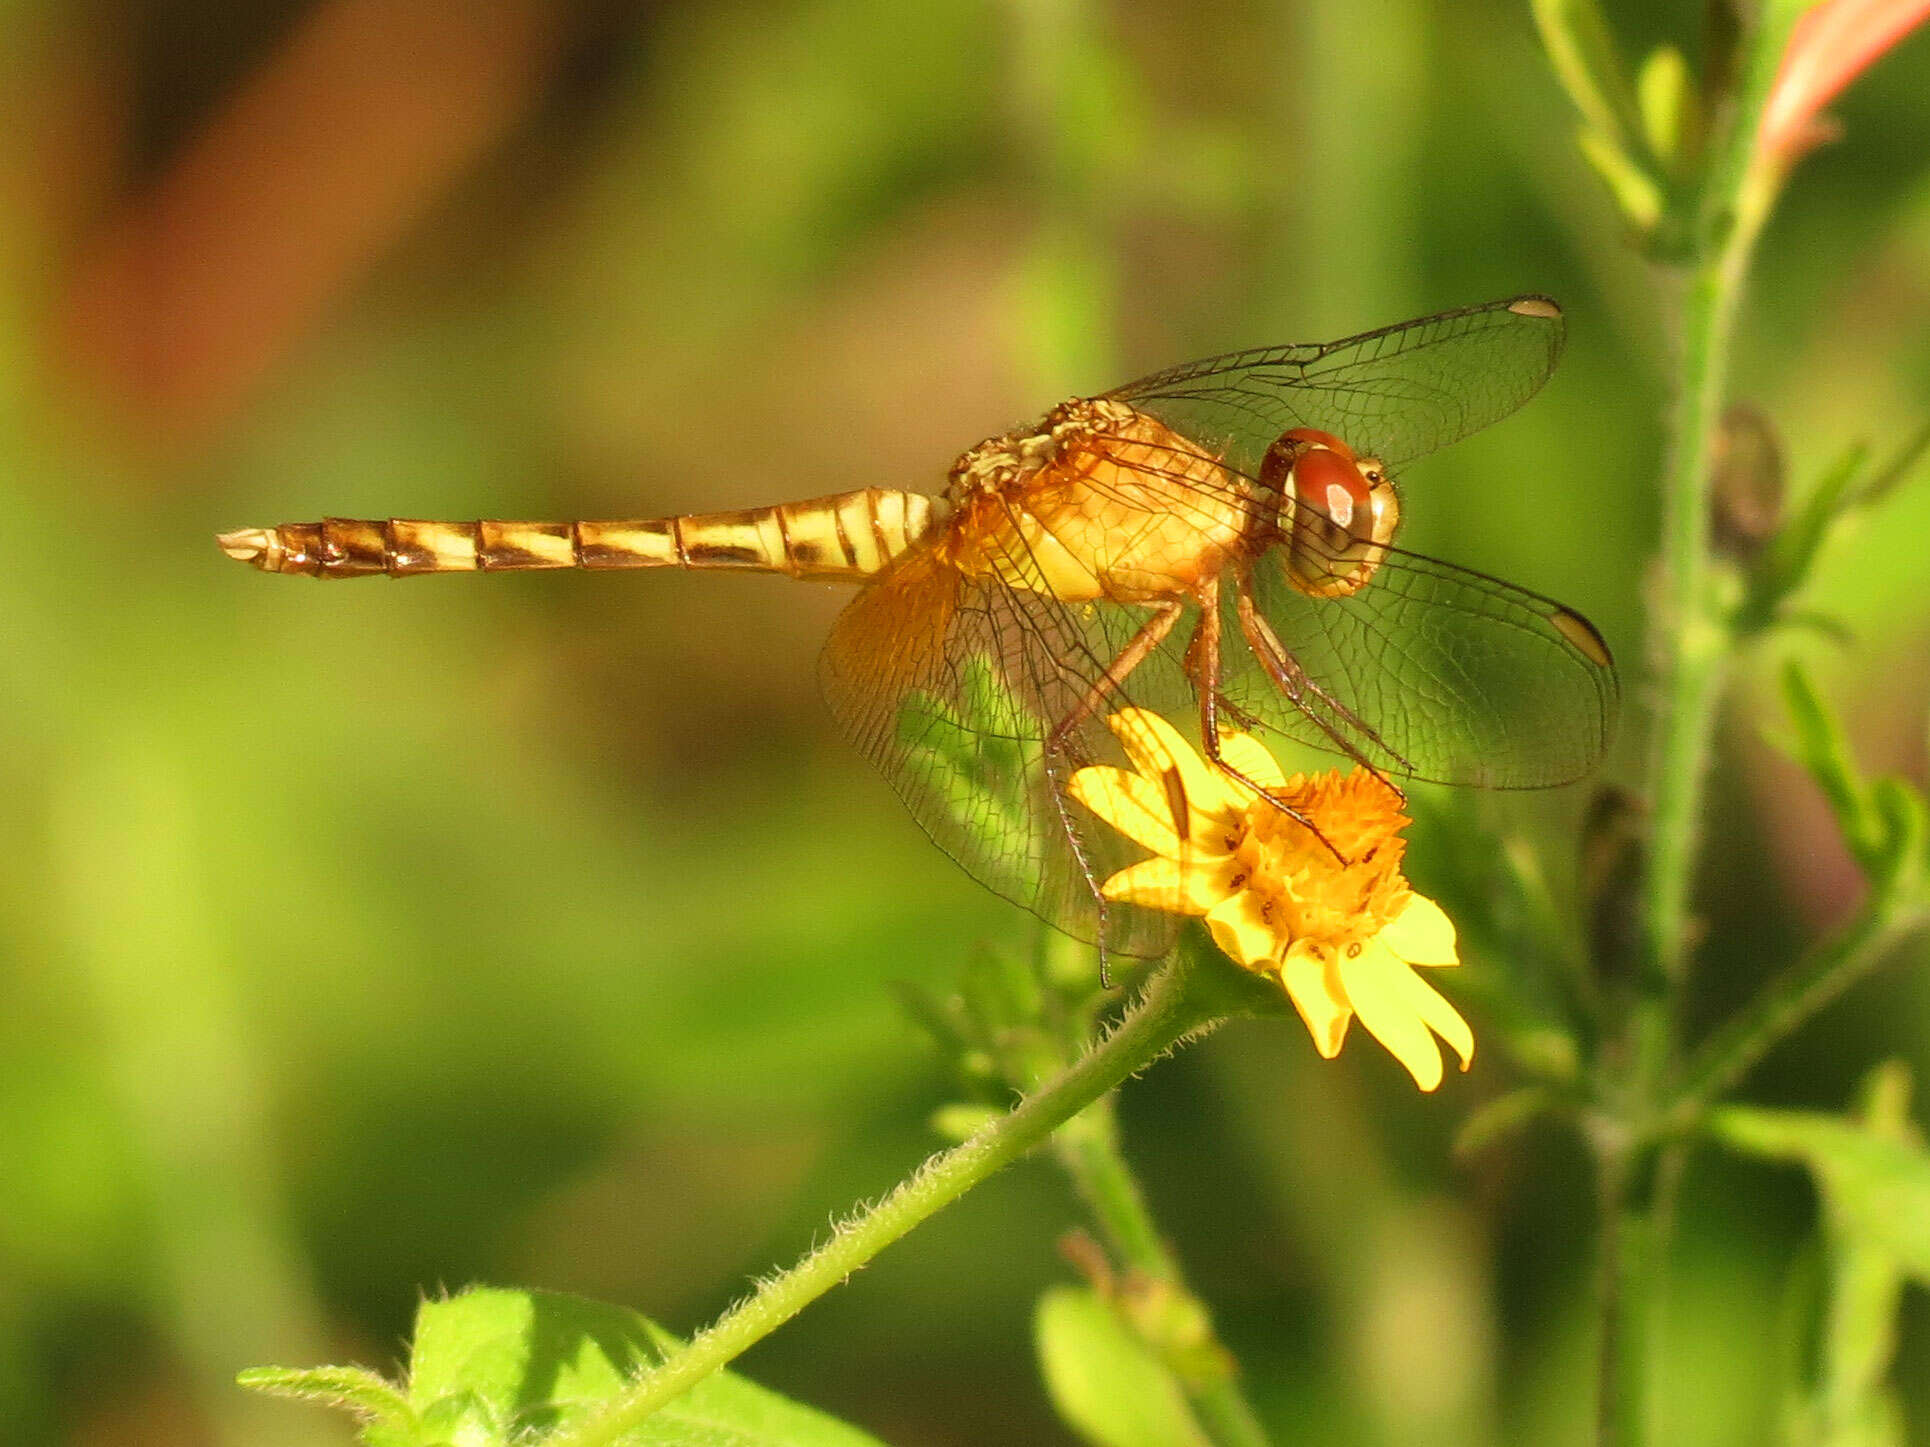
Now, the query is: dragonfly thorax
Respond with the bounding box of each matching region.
[938,398,1255,605]
[945,397,1141,499]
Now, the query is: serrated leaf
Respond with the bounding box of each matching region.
[1035,1285,1209,1447]
[1709,1109,1930,1282]
[420,1289,891,1445]
[250,1288,888,1447]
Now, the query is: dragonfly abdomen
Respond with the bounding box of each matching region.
[217,488,940,580]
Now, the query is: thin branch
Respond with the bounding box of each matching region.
[542,953,1225,1447]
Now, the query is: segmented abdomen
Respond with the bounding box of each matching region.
[218,488,939,580]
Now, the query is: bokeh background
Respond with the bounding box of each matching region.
[2,2,1928,1443]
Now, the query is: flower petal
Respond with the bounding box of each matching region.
[1762,0,1930,164]
[1338,939,1446,1090]
[1107,709,1246,826]
[1204,889,1284,970]
[1217,730,1288,791]
[1279,941,1351,1058]
[1379,893,1458,966]
[1100,856,1238,916]
[1068,765,1186,857]
[1403,970,1474,1074]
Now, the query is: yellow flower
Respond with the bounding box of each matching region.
[1068,708,1472,1091]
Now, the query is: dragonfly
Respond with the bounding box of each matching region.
[219,295,1617,959]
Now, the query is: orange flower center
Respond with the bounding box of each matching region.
[1231,771,1413,956]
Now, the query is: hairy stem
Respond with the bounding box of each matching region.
[542,953,1225,1447]
[1609,4,1814,1443]
[1640,0,1802,999]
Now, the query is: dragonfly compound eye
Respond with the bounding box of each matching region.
[1269,438,1397,599]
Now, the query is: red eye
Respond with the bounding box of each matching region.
[1281,427,1357,463]
[1293,447,1370,525]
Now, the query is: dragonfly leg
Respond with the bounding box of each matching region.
[1044,599,1184,755]
[1186,576,1337,855]
[1214,692,1266,734]
[1232,580,1409,810]
[1042,745,1116,988]
[1043,597,1185,987]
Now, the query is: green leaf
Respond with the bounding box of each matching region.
[1742,424,1929,636]
[1709,1109,1930,1284]
[1775,660,1886,872]
[1851,419,1930,511]
[1807,1244,1907,1447]
[1530,0,1647,161]
[1034,1285,1210,1447]
[1867,780,1928,896]
[1756,443,1867,620]
[1717,1066,1924,1446]
[1776,661,1930,897]
[247,1288,888,1447]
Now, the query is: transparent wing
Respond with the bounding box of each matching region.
[818,526,1193,958]
[1110,295,1564,473]
[1221,534,1619,788]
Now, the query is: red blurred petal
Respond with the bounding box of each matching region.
[61,0,564,448]
[1761,0,1930,161]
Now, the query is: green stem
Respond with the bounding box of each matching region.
[1609,5,1814,1443]
[1053,1096,1185,1280]
[1664,898,1930,1130]
[1640,0,1803,999]
[542,954,1225,1447]
[1593,1137,1652,1447]
[1052,1093,1272,1447]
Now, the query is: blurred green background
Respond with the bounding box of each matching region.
[1,2,1928,1443]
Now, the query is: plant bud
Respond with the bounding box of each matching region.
[1711,402,1786,558]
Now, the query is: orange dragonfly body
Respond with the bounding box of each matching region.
[221,296,1617,956]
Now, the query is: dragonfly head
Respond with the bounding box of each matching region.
[1260,427,1399,598]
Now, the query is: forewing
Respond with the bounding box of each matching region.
[1224,537,1619,788]
[818,537,1191,958]
[1110,295,1564,473]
